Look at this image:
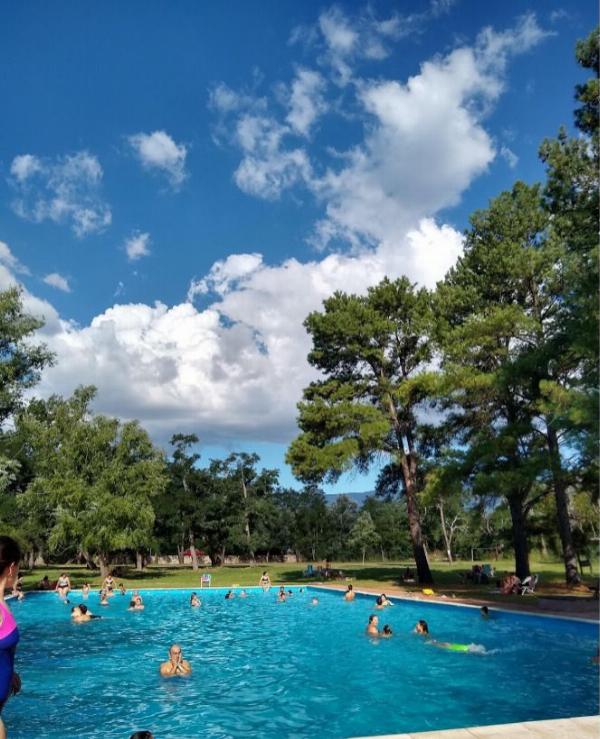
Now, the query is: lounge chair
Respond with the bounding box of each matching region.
[520,574,538,595]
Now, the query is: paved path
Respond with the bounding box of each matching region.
[352,715,599,738]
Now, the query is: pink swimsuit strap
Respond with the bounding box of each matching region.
[0,602,17,640]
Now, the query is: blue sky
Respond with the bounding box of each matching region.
[0,1,594,491]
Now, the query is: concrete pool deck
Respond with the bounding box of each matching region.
[352,715,599,738]
[312,583,599,621]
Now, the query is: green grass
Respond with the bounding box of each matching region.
[19,558,597,607]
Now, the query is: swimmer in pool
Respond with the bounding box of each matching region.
[118,583,127,596]
[82,582,90,598]
[480,606,490,619]
[99,590,109,606]
[224,590,235,600]
[277,587,286,602]
[366,614,379,636]
[415,619,429,635]
[375,596,385,610]
[344,584,355,601]
[380,594,393,607]
[239,590,248,598]
[159,644,192,677]
[190,593,201,607]
[311,597,319,606]
[381,625,393,638]
[128,592,144,611]
[71,604,100,623]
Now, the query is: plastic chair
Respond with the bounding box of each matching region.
[200,574,212,588]
[520,574,538,595]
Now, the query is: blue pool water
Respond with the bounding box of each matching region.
[3,587,598,738]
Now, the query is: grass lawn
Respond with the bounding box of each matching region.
[18,557,597,607]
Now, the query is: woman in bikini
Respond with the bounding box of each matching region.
[0,537,22,739]
[55,573,71,599]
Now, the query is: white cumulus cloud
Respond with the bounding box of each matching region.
[124,232,151,261]
[128,130,188,188]
[9,151,112,237]
[43,273,71,292]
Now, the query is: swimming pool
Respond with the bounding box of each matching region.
[4,587,598,738]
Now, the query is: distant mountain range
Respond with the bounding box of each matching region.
[325,491,373,507]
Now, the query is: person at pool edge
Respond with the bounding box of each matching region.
[0,537,23,739]
[259,571,271,590]
[160,644,192,677]
[344,584,355,601]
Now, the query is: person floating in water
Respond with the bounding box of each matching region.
[259,571,271,590]
[311,597,319,606]
[277,586,286,602]
[344,584,355,601]
[190,593,201,607]
[239,590,248,598]
[224,590,235,600]
[0,537,22,739]
[129,592,144,611]
[71,604,100,623]
[160,644,192,677]
[414,619,481,653]
[366,614,379,636]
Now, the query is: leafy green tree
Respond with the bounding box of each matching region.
[0,287,54,426]
[327,495,358,558]
[287,278,435,583]
[362,497,411,560]
[347,511,380,564]
[17,387,167,576]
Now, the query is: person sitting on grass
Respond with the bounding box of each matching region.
[129,592,144,611]
[366,614,379,636]
[500,573,521,595]
[159,644,191,677]
[190,593,201,607]
[38,575,51,591]
[344,584,355,601]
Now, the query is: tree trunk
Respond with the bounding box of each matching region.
[177,546,184,565]
[239,468,254,560]
[508,497,530,580]
[546,426,580,584]
[400,458,433,584]
[362,547,366,565]
[438,500,453,563]
[189,531,199,571]
[98,553,110,580]
[136,552,144,571]
[27,550,35,569]
[540,534,549,558]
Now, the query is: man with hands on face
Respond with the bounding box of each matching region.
[159,644,192,677]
